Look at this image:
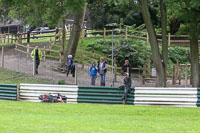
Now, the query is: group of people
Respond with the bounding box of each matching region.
[31,46,132,104]
[89,58,132,104]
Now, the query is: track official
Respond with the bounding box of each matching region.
[31,46,43,74]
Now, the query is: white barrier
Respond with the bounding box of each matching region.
[134,87,198,107]
[19,84,78,103]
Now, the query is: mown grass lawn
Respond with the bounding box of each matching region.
[0,68,51,84]
[0,101,200,133]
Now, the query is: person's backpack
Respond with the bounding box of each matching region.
[39,93,67,103]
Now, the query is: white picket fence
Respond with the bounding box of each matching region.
[134,87,198,107]
[19,84,78,103]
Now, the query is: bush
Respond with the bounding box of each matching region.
[168,46,189,64]
[58,79,65,85]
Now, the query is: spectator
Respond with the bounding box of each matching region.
[66,55,75,77]
[31,46,43,74]
[119,72,132,104]
[122,59,132,77]
[89,62,98,86]
[97,57,107,86]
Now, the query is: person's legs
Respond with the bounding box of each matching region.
[122,87,130,104]
[35,60,40,74]
[66,66,70,77]
[101,74,106,86]
[91,76,96,86]
[100,74,103,86]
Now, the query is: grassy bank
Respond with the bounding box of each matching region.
[0,101,200,133]
[0,68,51,84]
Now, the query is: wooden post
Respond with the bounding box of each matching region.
[59,52,62,63]
[114,57,117,82]
[147,58,151,78]
[81,55,84,69]
[179,65,182,85]
[27,44,30,59]
[14,35,17,43]
[1,47,4,68]
[142,64,146,84]
[125,26,128,39]
[0,34,2,43]
[43,46,46,62]
[74,64,77,85]
[172,64,176,85]
[146,32,149,44]
[3,34,6,43]
[185,64,188,87]
[168,33,171,46]
[7,33,10,43]
[190,68,192,85]
[11,34,13,44]
[33,56,36,76]
[103,28,106,39]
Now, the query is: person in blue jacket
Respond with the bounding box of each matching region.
[66,55,75,77]
[89,62,98,86]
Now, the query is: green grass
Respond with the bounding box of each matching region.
[0,68,51,85]
[0,101,200,133]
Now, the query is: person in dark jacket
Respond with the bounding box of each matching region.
[66,55,75,77]
[119,72,132,104]
[122,59,132,77]
[97,57,107,86]
[89,62,98,86]
[31,46,43,74]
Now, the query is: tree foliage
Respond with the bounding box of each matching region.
[1,0,85,27]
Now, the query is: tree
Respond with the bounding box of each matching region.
[62,6,86,65]
[1,0,86,65]
[166,0,200,87]
[138,0,167,87]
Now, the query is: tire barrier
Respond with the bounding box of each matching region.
[0,84,17,101]
[134,87,199,107]
[1,83,200,107]
[77,86,134,104]
[19,84,78,103]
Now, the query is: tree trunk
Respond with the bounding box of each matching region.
[61,18,66,55]
[139,0,166,87]
[189,11,199,87]
[160,0,168,83]
[62,6,86,65]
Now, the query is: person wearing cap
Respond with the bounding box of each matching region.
[66,55,75,77]
[89,62,98,86]
[122,59,132,77]
[119,72,132,104]
[97,57,107,86]
[31,46,43,74]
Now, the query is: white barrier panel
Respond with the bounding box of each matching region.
[20,84,78,103]
[134,87,198,107]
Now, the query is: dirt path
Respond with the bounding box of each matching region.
[0,46,192,87]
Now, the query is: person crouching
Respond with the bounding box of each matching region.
[89,62,98,86]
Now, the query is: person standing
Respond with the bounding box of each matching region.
[31,46,43,74]
[89,62,98,86]
[97,57,107,86]
[119,72,132,104]
[66,55,75,77]
[122,59,132,77]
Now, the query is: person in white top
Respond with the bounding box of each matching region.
[97,57,107,86]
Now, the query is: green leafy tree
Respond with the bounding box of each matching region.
[166,0,200,87]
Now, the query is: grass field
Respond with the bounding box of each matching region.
[0,68,51,84]
[0,101,200,133]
